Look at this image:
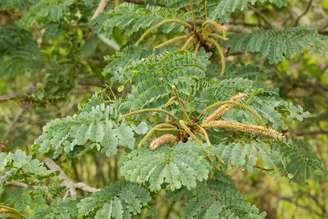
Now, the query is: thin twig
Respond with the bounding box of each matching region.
[287,130,328,137]
[91,0,109,20]
[0,86,36,103]
[3,108,24,139]
[124,0,144,4]
[279,196,322,217]
[75,182,100,193]
[7,181,28,188]
[294,0,313,26]
[251,6,274,28]
[43,157,77,197]
[122,108,179,122]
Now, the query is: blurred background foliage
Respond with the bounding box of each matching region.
[0,0,327,218]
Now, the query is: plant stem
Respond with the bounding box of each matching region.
[135,19,192,46]
[154,34,190,49]
[207,38,225,76]
[122,108,179,122]
[179,120,203,144]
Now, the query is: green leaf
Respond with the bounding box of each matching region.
[0,0,33,10]
[95,202,112,219]
[121,50,210,111]
[133,122,149,135]
[78,182,151,218]
[0,25,41,77]
[279,140,326,181]
[114,124,135,149]
[213,141,283,171]
[35,103,138,157]
[93,3,186,39]
[19,0,74,28]
[227,27,323,64]
[0,150,52,186]
[184,174,266,218]
[119,140,211,191]
[211,0,287,21]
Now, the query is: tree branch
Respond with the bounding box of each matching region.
[279,196,323,217]
[91,0,109,20]
[7,181,28,188]
[2,108,24,139]
[0,86,36,103]
[124,0,145,4]
[43,157,99,198]
[287,130,328,137]
[75,182,100,193]
[294,0,313,26]
[78,78,105,87]
[250,6,274,28]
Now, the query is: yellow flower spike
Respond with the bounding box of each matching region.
[202,120,283,139]
[205,93,247,122]
[138,123,178,148]
[150,134,178,150]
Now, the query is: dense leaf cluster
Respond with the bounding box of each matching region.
[0,0,327,218]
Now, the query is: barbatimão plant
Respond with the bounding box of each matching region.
[0,0,327,218]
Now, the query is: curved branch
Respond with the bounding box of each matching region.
[43,157,99,198]
[138,123,178,148]
[197,124,211,147]
[0,85,36,103]
[179,120,203,144]
[122,108,179,122]
[202,20,228,34]
[294,0,313,26]
[135,19,192,46]
[181,35,195,50]
[154,34,190,49]
[207,38,226,76]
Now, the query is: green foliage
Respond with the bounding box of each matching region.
[35,103,139,158]
[0,25,41,76]
[227,27,323,64]
[1,0,327,218]
[102,46,153,77]
[19,0,75,28]
[119,141,211,191]
[0,150,53,186]
[6,187,79,218]
[77,182,151,218]
[279,140,326,181]
[0,0,34,10]
[94,3,185,40]
[184,175,266,218]
[212,140,283,171]
[119,50,209,110]
[34,198,79,219]
[211,0,288,21]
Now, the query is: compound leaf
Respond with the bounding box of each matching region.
[119,140,211,191]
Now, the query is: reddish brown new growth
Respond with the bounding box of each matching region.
[205,93,247,123]
[202,120,283,139]
[150,134,178,150]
